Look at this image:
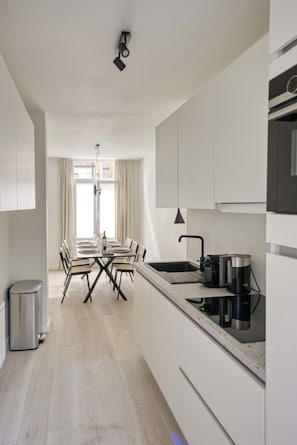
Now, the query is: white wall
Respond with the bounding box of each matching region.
[47,158,60,269]
[140,150,187,261]
[0,213,11,304]
[0,213,12,343]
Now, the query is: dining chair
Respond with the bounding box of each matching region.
[113,244,146,299]
[124,237,132,248]
[62,239,90,266]
[110,238,137,278]
[59,247,92,303]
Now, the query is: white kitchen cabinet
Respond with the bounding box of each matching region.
[178,79,215,209]
[133,271,152,365]
[269,0,297,55]
[177,370,232,445]
[266,253,297,445]
[134,271,179,416]
[155,111,178,208]
[0,53,18,211]
[214,35,268,204]
[178,314,265,445]
[16,96,35,210]
[0,52,35,211]
[150,285,179,416]
[156,79,215,210]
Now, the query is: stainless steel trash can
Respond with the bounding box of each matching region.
[9,280,41,351]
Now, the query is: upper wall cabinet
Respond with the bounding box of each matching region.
[178,79,215,209]
[214,35,268,204]
[269,0,297,55]
[0,53,35,211]
[156,80,215,210]
[156,111,178,208]
[156,35,268,209]
[16,96,35,210]
[0,54,18,210]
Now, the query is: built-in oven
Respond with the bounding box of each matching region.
[267,64,297,213]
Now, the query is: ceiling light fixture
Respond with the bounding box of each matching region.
[94,144,100,196]
[113,53,126,71]
[113,31,131,71]
[174,208,185,224]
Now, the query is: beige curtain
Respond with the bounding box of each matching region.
[115,160,140,244]
[60,158,74,257]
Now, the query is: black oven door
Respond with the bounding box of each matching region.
[267,115,297,213]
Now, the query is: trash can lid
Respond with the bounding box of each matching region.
[10,280,42,294]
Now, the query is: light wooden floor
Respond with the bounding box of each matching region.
[0,270,188,445]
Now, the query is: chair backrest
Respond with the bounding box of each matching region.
[136,245,146,263]
[124,237,132,248]
[130,240,138,253]
[129,240,138,263]
[60,246,70,275]
[61,240,71,262]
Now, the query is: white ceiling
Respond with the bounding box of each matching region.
[0,0,269,160]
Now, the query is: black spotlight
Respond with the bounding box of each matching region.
[113,53,126,71]
[113,31,131,71]
[119,41,129,58]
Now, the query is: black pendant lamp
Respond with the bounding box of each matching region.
[174,208,185,224]
[174,112,185,224]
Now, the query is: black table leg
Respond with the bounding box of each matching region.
[83,257,128,302]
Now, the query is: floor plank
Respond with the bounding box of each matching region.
[0,270,187,445]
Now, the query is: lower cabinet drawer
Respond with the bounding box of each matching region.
[179,315,265,445]
[178,369,233,445]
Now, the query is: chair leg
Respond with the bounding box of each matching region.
[61,274,72,303]
[86,274,92,302]
[128,271,134,282]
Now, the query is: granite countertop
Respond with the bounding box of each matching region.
[135,262,265,383]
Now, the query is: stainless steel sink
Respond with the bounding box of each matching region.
[147,261,204,284]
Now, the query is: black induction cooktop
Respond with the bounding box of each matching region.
[186,295,265,344]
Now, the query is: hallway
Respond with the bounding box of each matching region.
[0,271,186,445]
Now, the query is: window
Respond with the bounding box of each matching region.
[73,160,115,239]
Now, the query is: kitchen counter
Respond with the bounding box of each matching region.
[135,262,265,383]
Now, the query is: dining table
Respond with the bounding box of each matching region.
[76,241,136,302]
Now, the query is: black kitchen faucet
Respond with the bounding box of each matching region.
[178,235,205,272]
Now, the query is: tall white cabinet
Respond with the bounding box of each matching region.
[266,2,297,443]
[0,53,35,211]
[269,0,297,55]
[266,253,297,445]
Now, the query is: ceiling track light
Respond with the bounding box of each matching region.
[113,31,131,71]
[113,52,126,71]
